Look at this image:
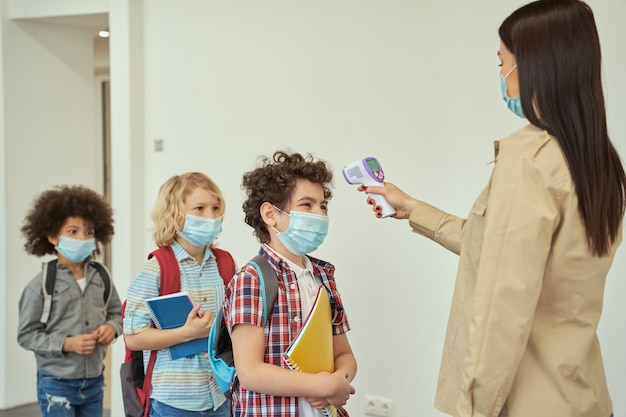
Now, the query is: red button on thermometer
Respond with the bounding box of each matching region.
[342,157,397,218]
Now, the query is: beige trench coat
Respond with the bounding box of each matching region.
[410,124,620,417]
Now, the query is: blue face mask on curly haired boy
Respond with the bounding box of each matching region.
[272,207,329,255]
[55,236,97,262]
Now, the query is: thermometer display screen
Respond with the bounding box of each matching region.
[367,159,380,172]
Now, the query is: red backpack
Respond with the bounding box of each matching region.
[120,246,235,417]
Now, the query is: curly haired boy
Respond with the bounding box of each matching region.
[18,185,122,417]
[224,150,357,417]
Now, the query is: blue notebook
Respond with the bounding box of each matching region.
[145,291,209,360]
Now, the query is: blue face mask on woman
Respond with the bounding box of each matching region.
[55,236,97,262]
[178,214,223,247]
[273,208,329,255]
[500,64,525,118]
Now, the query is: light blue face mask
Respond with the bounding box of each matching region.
[500,64,525,118]
[55,236,97,262]
[178,214,223,247]
[273,208,329,255]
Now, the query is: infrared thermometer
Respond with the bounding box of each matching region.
[342,157,397,218]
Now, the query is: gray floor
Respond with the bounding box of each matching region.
[0,403,110,417]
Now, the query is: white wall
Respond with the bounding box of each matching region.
[133,2,626,417]
[110,1,626,417]
[108,0,149,412]
[0,0,8,407]
[2,1,625,416]
[7,0,107,19]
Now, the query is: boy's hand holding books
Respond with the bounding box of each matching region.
[181,302,214,340]
[306,371,355,409]
[145,291,215,359]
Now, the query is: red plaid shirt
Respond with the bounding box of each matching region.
[223,244,351,417]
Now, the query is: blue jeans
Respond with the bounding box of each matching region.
[150,399,231,417]
[36,371,104,417]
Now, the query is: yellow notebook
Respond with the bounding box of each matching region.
[284,286,337,417]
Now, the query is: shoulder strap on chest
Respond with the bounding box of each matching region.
[248,255,279,323]
[148,246,181,295]
[39,260,58,325]
[210,254,278,376]
[89,261,112,304]
[213,247,236,286]
[40,259,112,325]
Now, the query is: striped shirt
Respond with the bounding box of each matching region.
[123,241,227,411]
[224,244,351,417]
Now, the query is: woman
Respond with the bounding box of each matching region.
[359,1,624,416]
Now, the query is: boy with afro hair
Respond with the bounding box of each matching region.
[18,185,122,417]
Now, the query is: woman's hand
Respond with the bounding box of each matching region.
[358,182,419,219]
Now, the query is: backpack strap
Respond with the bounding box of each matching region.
[209,254,279,396]
[141,354,157,417]
[149,246,181,295]
[211,256,279,360]
[40,259,112,325]
[149,246,235,289]
[213,247,235,286]
[39,260,57,325]
[89,261,112,305]
[141,246,181,417]
[248,255,279,325]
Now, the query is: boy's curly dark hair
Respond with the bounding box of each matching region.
[21,185,114,256]
[242,150,333,243]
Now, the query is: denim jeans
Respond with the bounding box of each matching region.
[36,371,104,417]
[150,399,231,417]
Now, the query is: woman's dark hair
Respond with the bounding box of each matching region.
[242,150,333,243]
[499,0,625,256]
[21,185,114,256]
